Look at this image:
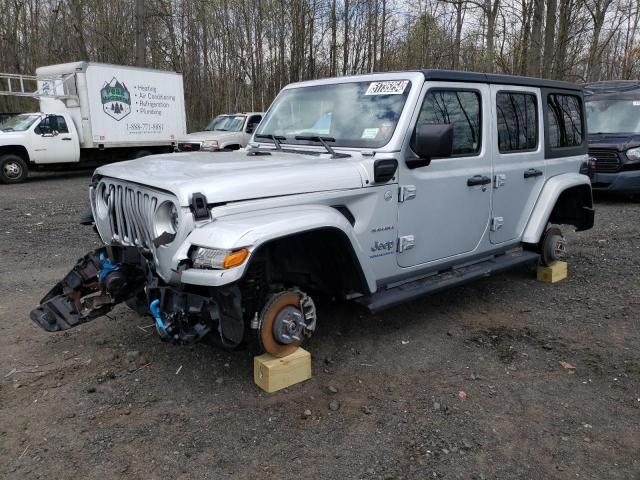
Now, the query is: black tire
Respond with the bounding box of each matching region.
[0,154,28,184]
[133,149,152,159]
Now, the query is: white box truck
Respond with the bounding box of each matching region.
[0,61,186,183]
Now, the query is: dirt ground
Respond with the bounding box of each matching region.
[1,171,639,480]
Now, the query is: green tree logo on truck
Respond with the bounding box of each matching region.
[101,78,131,121]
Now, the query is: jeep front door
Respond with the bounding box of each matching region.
[489,86,545,244]
[397,83,492,268]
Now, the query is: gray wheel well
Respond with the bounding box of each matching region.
[241,227,369,299]
[0,145,30,163]
[548,184,594,232]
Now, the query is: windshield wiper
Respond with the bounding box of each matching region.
[294,135,350,158]
[2,128,14,132]
[255,133,285,150]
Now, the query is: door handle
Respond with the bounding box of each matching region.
[61,137,73,141]
[467,175,492,187]
[524,168,543,179]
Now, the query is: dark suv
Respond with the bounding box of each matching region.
[584,81,640,195]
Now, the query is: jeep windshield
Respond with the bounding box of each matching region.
[255,80,412,149]
[0,114,39,132]
[586,99,640,134]
[205,115,245,132]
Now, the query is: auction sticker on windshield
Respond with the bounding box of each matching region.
[361,128,379,139]
[365,80,409,95]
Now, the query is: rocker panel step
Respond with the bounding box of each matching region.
[357,250,539,313]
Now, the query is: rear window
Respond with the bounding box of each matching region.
[547,94,583,148]
[496,92,538,152]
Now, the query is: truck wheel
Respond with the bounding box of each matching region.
[540,226,566,266]
[258,289,317,357]
[0,154,28,184]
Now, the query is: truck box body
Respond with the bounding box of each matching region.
[36,62,186,149]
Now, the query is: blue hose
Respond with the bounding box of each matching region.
[149,299,170,339]
[98,251,119,281]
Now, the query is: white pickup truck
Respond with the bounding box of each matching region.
[177,112,264,152]
[0,61,186,183]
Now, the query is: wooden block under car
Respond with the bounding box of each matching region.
[254,348,312,393]
[537,261,568,283]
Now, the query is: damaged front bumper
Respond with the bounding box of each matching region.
[30,246,245,348]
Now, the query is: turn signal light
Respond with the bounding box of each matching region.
[223,248,249,269]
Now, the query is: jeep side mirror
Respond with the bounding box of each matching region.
[406,123,454,169]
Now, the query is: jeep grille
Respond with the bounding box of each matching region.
[98,180,160,248]
[588,148,621,173]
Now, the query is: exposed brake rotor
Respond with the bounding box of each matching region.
[258,289,316,358]
[541,226,566,266]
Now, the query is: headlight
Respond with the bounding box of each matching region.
[626,147,640,162]
[153,201,179,238]
[191,247,249,269]
[201,140,219,151]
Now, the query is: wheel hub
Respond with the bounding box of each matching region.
[551,235,567,259]
[258,290,317,357]
[3,161,21,178]
[541,227,566,266]
[273,305,306,344]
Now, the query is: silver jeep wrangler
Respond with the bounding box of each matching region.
[31,70,594,357]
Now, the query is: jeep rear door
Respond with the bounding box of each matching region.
[488,85,545,244]
[397,83,492,268]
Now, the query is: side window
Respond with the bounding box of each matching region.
[34,117,52,135]
[55,116,69,134]
[246,115,262,133]
[414,90,481,156]
[496,92,538,153]
[547,94,583,148]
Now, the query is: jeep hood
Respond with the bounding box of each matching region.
[94,151,364,205]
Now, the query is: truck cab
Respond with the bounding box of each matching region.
[0,112,81,182]
[584,81,640,195]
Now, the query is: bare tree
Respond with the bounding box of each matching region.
[135,0,146,67]
[0,0,639,127]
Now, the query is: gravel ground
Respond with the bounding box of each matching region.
[1,171,639,480]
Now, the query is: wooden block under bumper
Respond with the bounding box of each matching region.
[254,348,311,393]
[537,261,568,283]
